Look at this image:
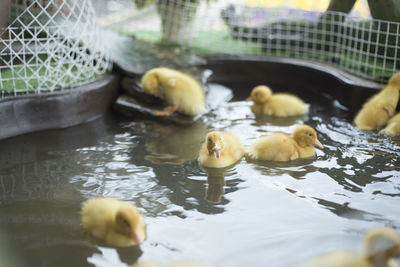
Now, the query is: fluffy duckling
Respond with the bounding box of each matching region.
[246,85,309,117]
[246,124,323,162]
[141,67,206,116]
[380,113,400,136]
[354,72,400,130]
[306,227,400,267]
[199,131,244,168]
[81,197,146,247]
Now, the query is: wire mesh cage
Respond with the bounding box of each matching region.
[102,0,399,84]
[0,0,111,98]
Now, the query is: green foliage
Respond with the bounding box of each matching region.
[0,63,99,94]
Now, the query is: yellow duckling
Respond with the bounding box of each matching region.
[199,131,244,168]
[354,72,400,130]
[81,197,146,247]
[246,85,309,117]
[306,227,400,267]
[246,124,323,162]
[380,113,400,136]
[141,67,206,116]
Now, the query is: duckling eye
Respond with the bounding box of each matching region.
[308,133,313,137]
[208,138,212,143]
[122,218,130,226]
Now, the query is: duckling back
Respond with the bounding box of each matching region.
[246,133,299,161]
[149,67,206,116]
[354,72,400,130]
[81,197,146,247]
[81,197,119,239]
[262,93,309,117]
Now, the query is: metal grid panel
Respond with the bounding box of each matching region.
[0,0,111,98]
[115,0,398,83]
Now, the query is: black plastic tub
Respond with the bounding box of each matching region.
[1,57,398,267]
[0,74,120,140]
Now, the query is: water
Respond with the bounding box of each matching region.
[0,80,399,267]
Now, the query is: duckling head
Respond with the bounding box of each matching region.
[142,72,164,99]
[115,205,146,245]
[246,85,272,104]
[388,72,400,88]
[206,132,225,160]
[363,227,400,265]
[292,125,323,148]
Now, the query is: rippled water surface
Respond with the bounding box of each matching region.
[0,81,399,267]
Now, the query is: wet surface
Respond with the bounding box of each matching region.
[0,72,399,267]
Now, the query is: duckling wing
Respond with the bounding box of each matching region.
[354,101,394,130]
[267,94,308,117]
[248,134,299,161]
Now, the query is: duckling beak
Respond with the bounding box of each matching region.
[212,144,221,160]
[313,139,323,149]
[246,96,253,101]
[131,229,144,245]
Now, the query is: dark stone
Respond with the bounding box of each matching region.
[121,77,163,105]
[113,94,197,126]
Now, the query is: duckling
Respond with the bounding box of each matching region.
[246,124,323,162]
[380,113,400,136]
[246,85,309,117]
[199,131,244,168]
[81,197,146,247]
[306,227,400,267]
[141,67,206,116]
[354,72,400,130]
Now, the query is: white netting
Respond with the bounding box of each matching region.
[100,0,399,83]
[0,0,111,98]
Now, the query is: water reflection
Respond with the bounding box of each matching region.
[1,78,400,267]
[141,123,208,165]
[252,113,308,127]
[250,158,320,180]
[205,173,225,204]
[201,166,235,204]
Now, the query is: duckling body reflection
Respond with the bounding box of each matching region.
[306,227,400,267]
[354,72,400,130]
[246,85,309,117]
[199,131,244,168]
[81,197,146,247]
[380,113,400,136]
[141,67,206,116]
[246,125,323,162]
[145,123,208,165]
[205,172,226,203]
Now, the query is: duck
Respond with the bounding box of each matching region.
[246,85,309,117]
[246,124,323,162]
[198,131,244,168]
[81,197,146,247]
[380,113,400,136]
[354,72,400,130]
[141,67,206,116]
[306,227,400,267]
